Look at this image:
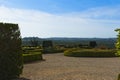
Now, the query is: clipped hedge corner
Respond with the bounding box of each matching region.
[23,52,43,63]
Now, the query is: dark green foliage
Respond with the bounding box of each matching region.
[78,44,90,48]
[89,41,97,48]
[23,48,42,54]
[0,23,23,80]
[42,40,53,48]
[115,29,120,80]
[64,49,117,57]
[115,29,120,56]
[23,52,42,63]
[118,74,120,80]
[42,40,54,53]
[30,38,39,47]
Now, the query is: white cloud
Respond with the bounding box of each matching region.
[0,6,119,38]
[65,6,120,20]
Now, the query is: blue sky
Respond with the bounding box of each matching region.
[0,0,120,38]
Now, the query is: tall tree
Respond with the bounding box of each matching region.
[0,23,23,80]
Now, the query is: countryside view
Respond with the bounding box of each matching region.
[0,0,120,80]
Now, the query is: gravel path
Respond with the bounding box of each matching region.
[21,53,120,80]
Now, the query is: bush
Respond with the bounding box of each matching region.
[23,52,43,63]
[64,49,117,57]
[0,23,23,80]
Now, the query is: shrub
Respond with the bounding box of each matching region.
[64,49,117,57]
[23,52,43,63]
[0,23,23,80]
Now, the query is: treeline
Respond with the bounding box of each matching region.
[22,37,116,49]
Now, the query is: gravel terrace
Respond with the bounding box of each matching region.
[21,53,120,80]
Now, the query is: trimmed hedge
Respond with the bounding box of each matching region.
[23,52,43,63]
[64,49,117,57]
[0,23,23,80]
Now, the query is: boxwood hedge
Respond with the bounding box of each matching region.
[64,49,117,57]
[23,52,43,63]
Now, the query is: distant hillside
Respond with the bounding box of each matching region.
[22,37,116,48]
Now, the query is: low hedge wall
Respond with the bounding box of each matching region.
[23,52,43,63]
[64,49,117,57]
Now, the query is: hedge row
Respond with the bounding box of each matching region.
[64,49,117,57]
[23,52,43,63]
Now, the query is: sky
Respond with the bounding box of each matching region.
[0,0,120,38]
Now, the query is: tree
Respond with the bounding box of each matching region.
[0,23,23,80]
[89,41,97,48]
[115,28,120,55]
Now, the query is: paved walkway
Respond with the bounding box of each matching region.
[21,53,120,80]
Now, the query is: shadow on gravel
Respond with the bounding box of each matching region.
[14,77,31,80]
[71,56,118,58]
[24,59,46,64]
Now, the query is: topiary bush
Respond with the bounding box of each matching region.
[22,47,42,54]
[0,23,23,80]
[64,48,117,57]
